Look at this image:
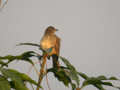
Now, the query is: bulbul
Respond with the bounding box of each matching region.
[40,26,60,68]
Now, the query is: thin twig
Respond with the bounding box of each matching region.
[34,64,40,75]
[45,62,51,90]
[30,83,35,90]
[27,62,40,76]
[36,54,47,90]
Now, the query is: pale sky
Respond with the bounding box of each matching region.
[0,0,120,90]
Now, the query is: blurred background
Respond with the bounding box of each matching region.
[0,0,120,90]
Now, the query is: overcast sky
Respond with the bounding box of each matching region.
[0,0,120,90]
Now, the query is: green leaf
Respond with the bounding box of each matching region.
[0,60,8,67]
[60,56,80,86]
[81,78,106,90]
[109,76,119,80]
[59,56,76,71]
[71,83,76,90]
[77,72,88,80]
[18,43,40,48]
[97,75,119,81]
[0,76,11,90]
[97,75,107,80]
[94,84,105,90]
[65,69,80,86]
[86,77,103,85]
[0,51,35,65]
[81,80,89,88]
[101,82,113,86]
[9,81,15,89]
[81,76,119,90]
[81,77,104,88]
[0,55,16,61]
[20,73,38,86]
[19,51,35,65]
[48,67,71,86]
[48,66,78,90]
[0,68,28,90]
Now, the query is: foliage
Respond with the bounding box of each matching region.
[0,76,11,90]
[0,67,40,90]
[0,51,35,66]
[0,42,119,90]
[0,0,8,8]
[78,73,120,90]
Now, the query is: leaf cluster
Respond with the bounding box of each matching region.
[48,56,120,90]
[78,72,120,90]
[0,42,119,90]
[0,68,39,90]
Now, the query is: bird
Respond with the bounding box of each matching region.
[40,26,60,68]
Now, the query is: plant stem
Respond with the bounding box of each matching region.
[36,54,47,90]
[0,0,1,7]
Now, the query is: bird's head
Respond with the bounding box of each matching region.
[45,26,58,34]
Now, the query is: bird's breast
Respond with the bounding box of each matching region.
[41,39,52,49]
[40,36,55,50]
[40,35,58,55]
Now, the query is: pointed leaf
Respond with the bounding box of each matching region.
[0,51,35,65]
[71,83,76,90]
[0,60,8,67]
[77,72,88,80]
[60,56,80,86]
[81,80,89,88]
[109,76,119,80]
[18,43,40,47]
[94,84,105,90]
[19,51,35,65]
[97,75,107,80]
[102,82,113,86]
[60,56,76,71]
[1,68,28,90]
[20,73,38,86]
[81,77,103,89]
[47,67,71,86]
[0,76,11,90]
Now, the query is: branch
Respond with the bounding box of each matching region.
[36,54,47,90]
[0,0,8,8]
[0,0,1,7]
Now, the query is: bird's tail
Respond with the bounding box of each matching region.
[52,54,60,68]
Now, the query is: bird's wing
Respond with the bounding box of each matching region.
[52,35,60,68]
[55,36,60,55]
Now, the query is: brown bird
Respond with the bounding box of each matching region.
[40,26,60,68]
